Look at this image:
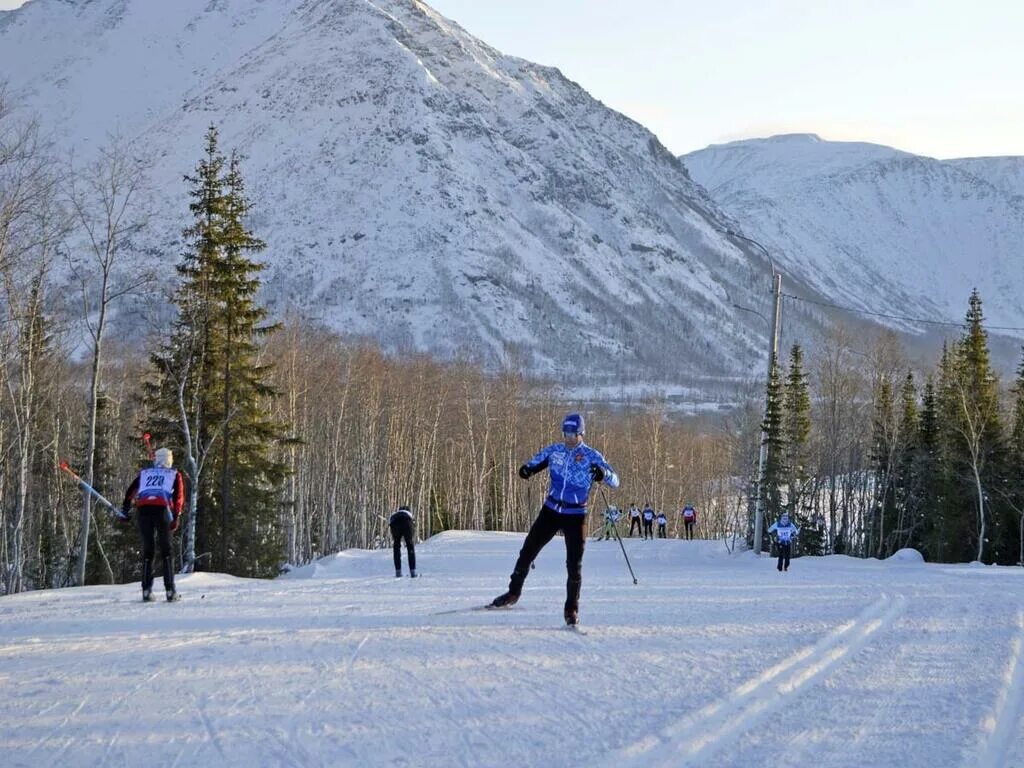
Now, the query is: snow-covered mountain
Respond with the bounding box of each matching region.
[0,0,775,383]
[683,134,1024,340]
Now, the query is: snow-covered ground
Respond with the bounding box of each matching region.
[2,531,1023,767]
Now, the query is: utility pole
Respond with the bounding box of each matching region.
[726,230,782,556]
[752,271,782,555]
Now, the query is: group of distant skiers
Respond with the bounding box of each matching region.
[607,502,698,540]
[113,413,798,622]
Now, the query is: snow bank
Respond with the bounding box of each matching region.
[885,548,925,564]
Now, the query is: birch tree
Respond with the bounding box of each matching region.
[66,140,149,585]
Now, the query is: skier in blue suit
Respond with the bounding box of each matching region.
[767,512,801,572]
[490,413,620,625]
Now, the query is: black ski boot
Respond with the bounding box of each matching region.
[142,589,155,602]
[565,576,581,626]
[489,591,519,608]
[166,589,180,602]
[395,569,402,578]
[490,566,529,608]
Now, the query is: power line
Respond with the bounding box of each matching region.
[780,292,1024,333]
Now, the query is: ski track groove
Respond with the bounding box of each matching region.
[22,692,91,759]
[974,609,1024,768]
[609,592,908,768]
[347,634,370,671]
[195,693,229,763]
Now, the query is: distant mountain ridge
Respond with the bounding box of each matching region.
[0,0,778,385]
[683,134,1024,340]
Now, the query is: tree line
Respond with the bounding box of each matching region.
[2,100,1022,594]
[760,294,1024,566]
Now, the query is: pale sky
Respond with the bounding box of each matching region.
[3,0,1021,159]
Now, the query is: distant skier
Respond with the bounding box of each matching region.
[767,512,800,572]
[681,504,697,540]
[599,505,621,540]
[642,503,655,540]
[656,511,668,538]
[120,447,184,602]
[628,503,642,537]
[491,413,619,625]
[390,505,417,578]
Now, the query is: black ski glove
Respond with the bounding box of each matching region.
[590,465,605,483]
[518,464,533,480]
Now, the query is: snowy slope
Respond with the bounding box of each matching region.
[950,156,1024,201]
[683,134,1024,335]
[0,0,771,381]
[3,531,1023,767]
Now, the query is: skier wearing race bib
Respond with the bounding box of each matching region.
[656,511,668,538]
[628,503,642,537]
[120,447,185,602]
[767,512,800,572]
[642,503,655,540]
[681,504,697,540]
[491,412,620,626]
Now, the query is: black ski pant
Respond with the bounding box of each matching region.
[684,520,695,540]
[657,523,666,538]
[643,519,653,539]
[629,517,641,537]
[138,506,175,593]
[507,505,586,612]
[390,517,416,573]
[777,541,792,571]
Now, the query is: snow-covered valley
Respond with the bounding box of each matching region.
[3,531,1022,767]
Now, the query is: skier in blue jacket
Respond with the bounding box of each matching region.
[767,512,800,572]
[490,412,620,625]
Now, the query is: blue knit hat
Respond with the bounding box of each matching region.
[561,412,585,435]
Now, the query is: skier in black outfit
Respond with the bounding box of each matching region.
[119,447,185,602]
[389,505,417,578]
[628,504,642,537]
[490,413,619,625]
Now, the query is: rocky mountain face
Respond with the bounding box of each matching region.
[683,134,1024,346]
[1,0,778,386]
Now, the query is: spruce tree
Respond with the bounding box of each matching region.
[894,372,921,553]
[145,126,289,577]
[869,376,896,558]
[782,344,820,554]
[940,291,1006,562]
[932,345,966,560]
[1005,348,1024,564]
[761,353,786,530]
[1007,348,1024,565]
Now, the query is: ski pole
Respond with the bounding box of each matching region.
[600,487,638,585]
[59,461,120,515]
[143,432,155,460]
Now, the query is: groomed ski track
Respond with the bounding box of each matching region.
[2,532,1023,767]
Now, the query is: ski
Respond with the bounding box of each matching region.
[564,624,588,635]
[430,604,496,616]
